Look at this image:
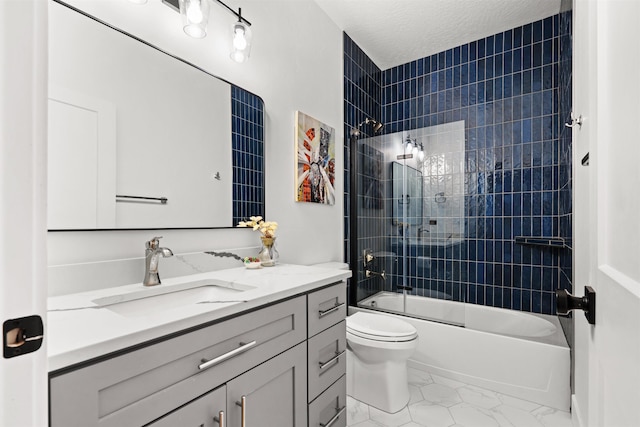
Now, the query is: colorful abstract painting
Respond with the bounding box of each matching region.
[295,111,336,205]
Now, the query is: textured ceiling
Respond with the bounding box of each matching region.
[314,0,562,70]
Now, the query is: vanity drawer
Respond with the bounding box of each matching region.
[308,320,346,402]
[50,296,306,427]
[308,375,347,427]
[308,281,346,337]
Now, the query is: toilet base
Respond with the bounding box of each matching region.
[346,349,410,413]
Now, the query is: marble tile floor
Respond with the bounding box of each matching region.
[347,368,572,427]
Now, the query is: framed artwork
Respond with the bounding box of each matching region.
[295,111,336,205]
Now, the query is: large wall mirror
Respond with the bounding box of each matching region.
[48,0,265,230]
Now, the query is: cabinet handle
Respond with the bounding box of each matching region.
[199,341,257,371]
[213,411,225,426]
[319,350,345,370]
[319,405,346,427]
[318,302,345,318]
[235,396,246,427]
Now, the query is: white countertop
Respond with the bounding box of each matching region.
[47,264,351,372]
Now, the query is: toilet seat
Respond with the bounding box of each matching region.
[347,312,418,342]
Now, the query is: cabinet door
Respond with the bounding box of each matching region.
[148,385,226,427]
[227,343,307,427]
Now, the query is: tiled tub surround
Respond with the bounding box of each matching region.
[347,367,571,427]
[344,13,573,316]
[353,299,570,411]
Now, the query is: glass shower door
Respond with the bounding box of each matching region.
[355,124,467,328]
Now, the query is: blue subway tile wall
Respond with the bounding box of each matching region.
[557,10,573,344]
[344,14,572,315]
[231,86,265,224]
[558,11,573,295]
[343,33,384,302]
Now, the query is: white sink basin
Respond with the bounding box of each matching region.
[92,279,255,318]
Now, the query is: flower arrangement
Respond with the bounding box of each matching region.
[237,216,278,238]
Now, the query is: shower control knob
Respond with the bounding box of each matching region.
[556,286,596,325]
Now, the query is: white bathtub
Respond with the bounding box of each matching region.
[355,291,570,411]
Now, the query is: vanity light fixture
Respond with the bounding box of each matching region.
[162,0,253,61]
[404,135,424,161]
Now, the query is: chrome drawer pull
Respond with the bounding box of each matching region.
[320,405,346,427]
[213,411,225,426]
[318,302,345,318]
[319,350,345,370]
[199,341,257,371]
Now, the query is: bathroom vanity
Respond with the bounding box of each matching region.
[48,265,349,427]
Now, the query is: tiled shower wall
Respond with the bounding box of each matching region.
[343,34,384,301]
[231,86,265,224]
[344,13,572,315]
[558,11,573,298]
[557,8,574,365]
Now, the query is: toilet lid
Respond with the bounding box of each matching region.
[347,312,417,342]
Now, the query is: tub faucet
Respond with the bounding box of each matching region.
[143,236,173,286]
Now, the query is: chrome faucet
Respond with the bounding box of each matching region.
[143,236,173,286]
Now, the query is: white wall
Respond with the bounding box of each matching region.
[0,0,48,424]
[48,0,344,283]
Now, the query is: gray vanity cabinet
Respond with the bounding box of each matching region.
[49,281,348,427]
[49,296,307,427]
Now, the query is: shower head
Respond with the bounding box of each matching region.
[350,117,384,136]
[370,119,384,133]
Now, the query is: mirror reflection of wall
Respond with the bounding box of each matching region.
[415,121,465,239]
[384,122,465,237]
[47,1,264,230]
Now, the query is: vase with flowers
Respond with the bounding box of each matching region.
[237,216,279,266]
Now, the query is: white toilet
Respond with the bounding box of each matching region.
[346,311,418,413]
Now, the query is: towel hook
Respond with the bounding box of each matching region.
[565,112,583,128]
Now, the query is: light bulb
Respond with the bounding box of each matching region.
[412,145,418,156]
[233,27,247,50]
[230,21,252,63]
[186,0,203,24]
[418,149,425,161]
